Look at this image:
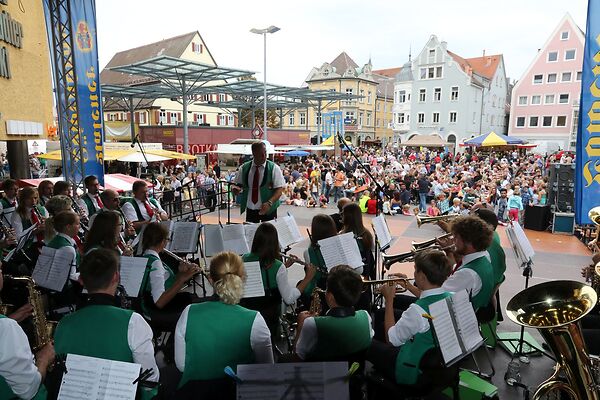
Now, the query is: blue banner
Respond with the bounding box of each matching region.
[576,0,600,225]
[322,111,343,141]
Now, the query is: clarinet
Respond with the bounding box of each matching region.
[70,196,90,226]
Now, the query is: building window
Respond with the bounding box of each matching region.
[228,115,234,126]
[420,66,442,79]
[159,110,167,124]
[367,91,372,104]
[518,96,527,105]
[398,90,406,103]
[139,112,147,124]
[359,89,365,103]
[561,31,569,40]
[434,88,442,102]
[418,113,425,123]
[449,112,457,123]
[545,94,555,104]
[432,112,440,124]
[533,74,543,84]
[345,88,353,105]
[192,42,203,53]
[219,115,227,125]
[289,113,295,126]
[577,71,582,81]
[516,117,525,127]
[565,49,576,60]
[542,116,553,127]
[547,73,557,83]
[419,89,426,102]
[547,51,558,62]
[420,68,427,80]
[529,116,539,127]
[556,115,567,127]
[366,112,371,126]
[316,113,322,125]
[451,86,459,101]
[428,49,436,62]
[561,72,572,82]
[398,113,405,124]
[359,112,364,126]
[170,112,178,123]
[345,111,355,124]
[299,112,306,125]
[531,95,541,105]
[219,94,226,102]
[559,93,569,104]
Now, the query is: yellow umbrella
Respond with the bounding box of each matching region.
[321,135,334,146]
[146,149,196,160]
[36,149,135,161]
[36,150,62,160]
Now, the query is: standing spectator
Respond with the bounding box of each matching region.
[324,168,333,201]
[417,174,431,213]
[332,166,346,203]
[495,188,509,225]
[204,172,217,212]
[213,161,221,179]
[507,187,523,223]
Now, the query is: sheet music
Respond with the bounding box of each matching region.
[119,257,147,297]
[204,224,225,256]
[372,215,392,248]
[244,223,259,250]
[58,354,140,400]
[451,290,484,352]
[160,220,174,249]
[429,297,463,364]
[133,224,148,256]
[222,224,250,255]
[170,222,199,253]
[242,261,265,298]
[507,222,535,264]
[318,232,363,270]
[236,362,349,400]
[17,223,38,240]
[32,246,70,292]
[272,215,303,249]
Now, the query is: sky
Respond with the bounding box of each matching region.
[96,0,588,87]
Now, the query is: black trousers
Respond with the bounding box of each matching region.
[246,207,277,223]
[373,294,417,341]
[367,339,400,382]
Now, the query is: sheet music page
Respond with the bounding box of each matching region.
[273,215,303,249]
[510,221,535,262]
[32,246,66,292]
[58,354,140,400]
[429,297,463,365]
[17,223,37,240]
[242,261,265,298]
[372,215,392,248]
[318,232,363,270]
[244,223,259,250]
[451,290,484,352]
[119,257,147,297]
[46,248,76,292]
[160,221,174,250]
[222,224,250,255]
[204,224,225,257]
[236,362,348,400]
[170,222,199,253]
[133,224,148,256]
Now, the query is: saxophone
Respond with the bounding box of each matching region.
[309,288,326,315]
[1,276,55,351]
[585,261,600,295]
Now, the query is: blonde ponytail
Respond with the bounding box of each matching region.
[210,252,245,305]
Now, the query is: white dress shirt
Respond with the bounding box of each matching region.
[0,317,42,399]
[234,162,285,210]
[296,310,374,360]
[11,206,49,239]
[388,287,447,347]
[53,233,79,283]
[126,312,160,382]
[121,198,165,223]
[442,251,490,299]
[174,303,274,372]
[274,264,301,305]
[143,249,172,304]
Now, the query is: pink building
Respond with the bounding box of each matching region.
[508,14,585,153]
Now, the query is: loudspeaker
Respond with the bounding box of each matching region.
[524,205,551,231]
[547,163,575,212]
[553,212,575,235]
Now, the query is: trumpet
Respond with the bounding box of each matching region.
[416,214,458,228]
[411,233,454,252]
[382,245,453,270]
[362,277,414,293]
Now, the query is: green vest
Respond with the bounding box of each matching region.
[462,256,495,310]
[54,305,133,362]
[0,315,48,400]
[304,246,326,296]
[309,310,371,360]
[242,253,281,294]
[47,234,80,268]
[488,231,506,286]
[179,302,256,385]
[82,194,98,217]
[239,160,280,215]
[140,254,176,315]
[395,292,452,385]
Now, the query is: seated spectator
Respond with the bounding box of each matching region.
[426,200,440,216]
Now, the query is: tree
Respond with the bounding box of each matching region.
[237,76,280,129]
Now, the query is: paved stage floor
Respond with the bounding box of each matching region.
[200,203,594,398]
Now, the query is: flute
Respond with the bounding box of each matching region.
[161,248,208,277]
[280,254,309,267]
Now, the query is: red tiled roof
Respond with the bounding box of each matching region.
[373,67,402,77]
[447,50,501,80]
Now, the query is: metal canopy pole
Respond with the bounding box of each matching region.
[128,95,135,143]
[317,99,322,144]
[182,77,189,161]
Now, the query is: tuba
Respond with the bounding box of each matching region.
[1,276,55,351]
[415,214,459,228]
[506,280,600,399]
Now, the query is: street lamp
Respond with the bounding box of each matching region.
[250,25,280,142]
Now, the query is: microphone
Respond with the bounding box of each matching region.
[130,134,139,148]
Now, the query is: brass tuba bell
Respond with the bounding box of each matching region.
[506,280,600,399]
[589,206,600,225]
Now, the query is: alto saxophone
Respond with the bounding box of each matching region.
[1,276,55,351]
[309,287,326,315]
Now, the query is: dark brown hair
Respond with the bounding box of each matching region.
[251,223,280,267]
[310,214,337,245]
[80,248,120,292]
[414,249,451,286]
[326,265,362,307]
[142,222,169,251]
[342,202,374,251]
[84,210,121,252]
[451,215,493,252]
[53,211,79,233]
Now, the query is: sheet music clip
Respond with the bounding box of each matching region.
[281,245,291,255]
[224,366,243,384]
[379,242,391,253]
[346,362,360,379]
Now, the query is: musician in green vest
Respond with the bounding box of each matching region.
[368,249,452,386]
[75,175,103,219]
[37,181,54,208]
[232,141,284,223]
[44,211,81,284]
[121,181,168,233]
[295,265,373,361]
[53,249,160,392]
[11,187,48,247]
[0,178,18,227]
[174,251,273,390]
[0,268,54,400]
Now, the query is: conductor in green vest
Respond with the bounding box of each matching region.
[232,142,285,223]
[368,249,452,386]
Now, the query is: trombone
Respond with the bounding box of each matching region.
[362,277,414,293]
[382,243,454,270]
[411,233,453,252]
[415,214,459,228]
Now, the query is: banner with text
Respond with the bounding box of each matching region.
[576,0,600,224]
